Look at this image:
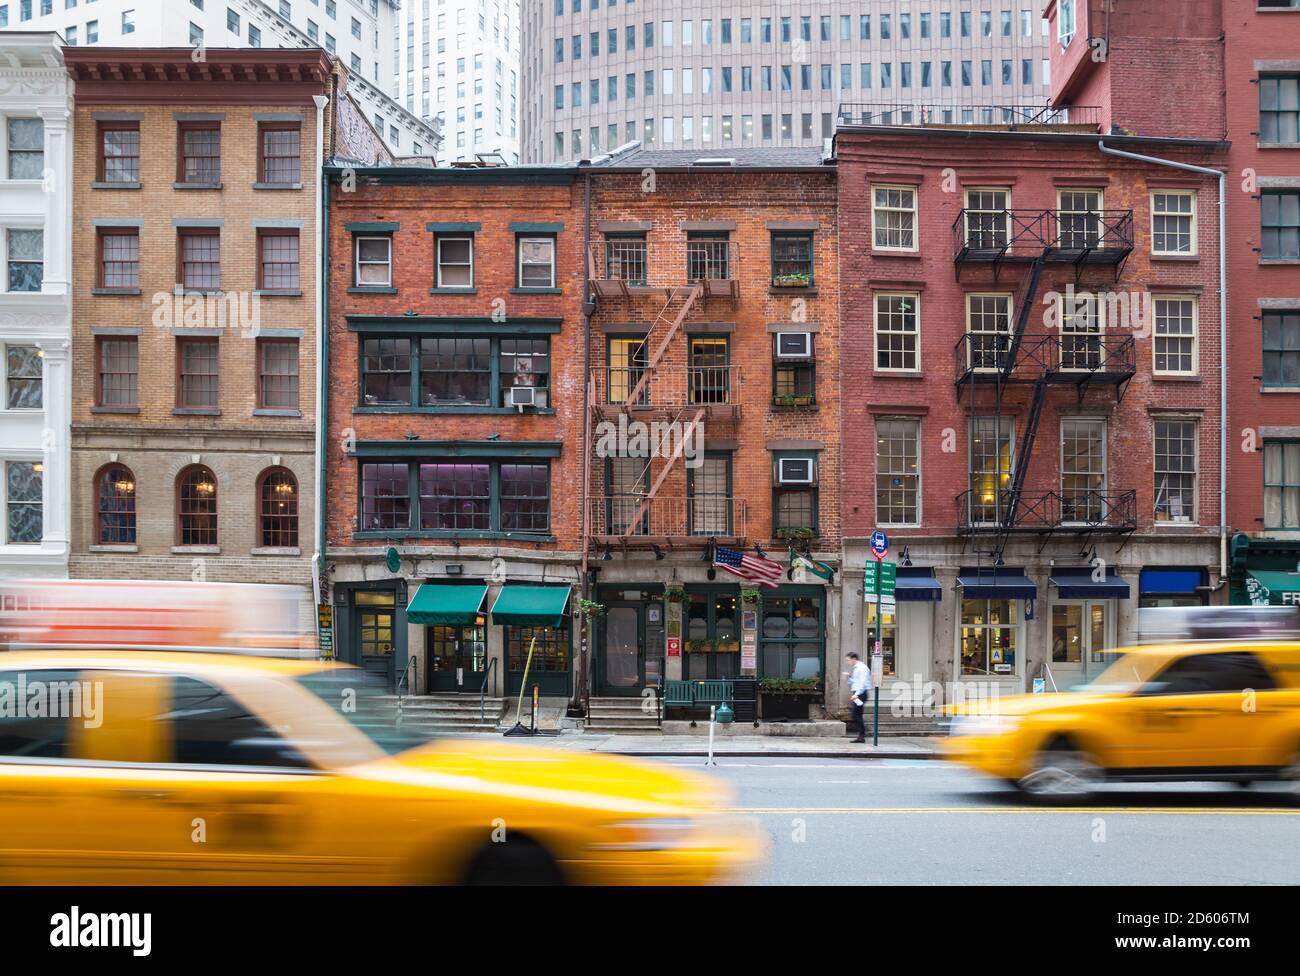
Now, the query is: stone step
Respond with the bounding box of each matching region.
[584,724,664,734]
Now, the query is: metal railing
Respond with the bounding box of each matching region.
[588,494,747,540]
[596,238,648,285]
[686,239,736,283]
[395,655,417,730]
[837,102,1103,128]
[953,332,1137,378]
[955,488,1138,534]
[594,364,743,408]
[589,239,741,290]
[952,208,1135,258]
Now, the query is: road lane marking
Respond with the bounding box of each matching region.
[730,806,1299,815]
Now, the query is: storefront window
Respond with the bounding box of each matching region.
[507,625,570,673]
[960,598,1017,676]
[760,594,823,679]
[685,591,740,679]
[865,602,897,676]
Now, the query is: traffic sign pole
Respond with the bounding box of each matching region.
[866,530,890,748]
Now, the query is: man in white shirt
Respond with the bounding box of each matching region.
[845,652,870,743]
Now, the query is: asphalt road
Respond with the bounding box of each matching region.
[656,757,1300,885]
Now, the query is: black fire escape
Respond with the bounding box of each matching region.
[952,207,1138,564]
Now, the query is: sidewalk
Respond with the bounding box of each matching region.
[452,730,944,759]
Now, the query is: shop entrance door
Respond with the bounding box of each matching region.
[1049,601,1113,689]
[426,624,487,692]
[600,602,664,695]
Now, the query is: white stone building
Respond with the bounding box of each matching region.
[0,31,72,579]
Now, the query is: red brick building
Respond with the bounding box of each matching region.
[1046,0,1300,606]
[322,162,586,702]
[836,103,1225,706]
[580,148,843,723]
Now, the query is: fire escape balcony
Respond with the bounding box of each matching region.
[952,209,1134,281]
[953,332,1137,400]
[955,488,1138,538]
[588,494,748,547]
[591,364,743,421]
[589,239,740,304]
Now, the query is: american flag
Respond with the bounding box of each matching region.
[712,545,783,588]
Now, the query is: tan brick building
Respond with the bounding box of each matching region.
[65,49,377,606]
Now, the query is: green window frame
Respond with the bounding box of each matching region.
[1264,440,1300,530]
[772,332,816,405]
[770,231,814,287]
[688,336,730,404]
[359,335,550,410]
[684,589,741,680]
[604,455,649,535]
[758,590,825,680]
[357,460,551,539]
[1263,310,1300,388]
[506,625,571,674]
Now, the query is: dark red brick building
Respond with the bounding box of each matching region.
[835,101,1226,706]
[1046,0,1300,606]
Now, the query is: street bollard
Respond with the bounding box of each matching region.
[707,705,716,766]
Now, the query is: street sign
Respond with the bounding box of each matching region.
[870,530,889,557]
[864,559,897,596]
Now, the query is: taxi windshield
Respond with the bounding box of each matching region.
[1076,650,1170,695]
[294,668,434,756]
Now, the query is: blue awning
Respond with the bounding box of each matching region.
[895,569,943,601]
[1140,568,1204,595]
[956,570,1037,600]
[1049,569,1131,600]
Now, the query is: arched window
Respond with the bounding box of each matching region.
[177,465,217,546]
[258,467,298,548]
[96,464,136,545]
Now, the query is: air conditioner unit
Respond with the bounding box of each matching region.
[775,332,813,359]
[777,457,815,485]
[509,386,536,408]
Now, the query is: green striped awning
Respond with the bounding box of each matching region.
[405,584,487,625]
[490,585,571,628]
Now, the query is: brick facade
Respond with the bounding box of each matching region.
[65,49,332,593]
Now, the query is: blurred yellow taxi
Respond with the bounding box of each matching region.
[944,642,1300,800]
[0,650,763,884]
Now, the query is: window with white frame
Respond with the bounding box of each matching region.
[1057,0,1076,47]
[873,292,919,371]
[875,416,920,525]
[1151,191,1196,256]
[1153,296,1197,375]
[1059,291,1103,370]
[1154,419,1197,523]
[436,235,474,288]
[354,235,392,287]
[4,345,41,409]
[517,236,556,288]
[5,228,41,292]
[6,117,43,180]
[3,459,42,544]
[966,293,1012,370]
[964,188,1010,250]
[1061,418,1105,523]
[1057,189,1103,249]
[872,185,917,251]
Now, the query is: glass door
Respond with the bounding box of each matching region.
[427,623,487,692]
[1050,601,1112,689]
[602,604,642,695]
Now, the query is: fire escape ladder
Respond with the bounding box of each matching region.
[622,284,702,407]
[619,407,707,539]
[1001,251,1047,381]
[995,377,1049,562]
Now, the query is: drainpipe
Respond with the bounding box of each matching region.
[313,93,330,626]
[1097,140,1228,591]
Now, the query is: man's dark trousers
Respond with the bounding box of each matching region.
[851,697,866,740]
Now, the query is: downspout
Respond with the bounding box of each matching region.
[578,170,593,710]
[1097,140,1228,591]
[313,92,330,633]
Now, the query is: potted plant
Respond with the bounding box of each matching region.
[774,392,815,408]
[777,526,816,546]
[663,582,687,603]
[575,598,606,619]
[740,584,760,607]
[773,271,812,288]
[759,676,823,720]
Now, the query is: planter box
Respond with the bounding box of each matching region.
[760,692,819,721]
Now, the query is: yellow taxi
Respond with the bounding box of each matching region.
[0,650,764,884]
[944,642,1300,800]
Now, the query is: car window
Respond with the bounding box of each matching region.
[1146,651,1279,696]
[0,668,77,760]
[163,676,313,769]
